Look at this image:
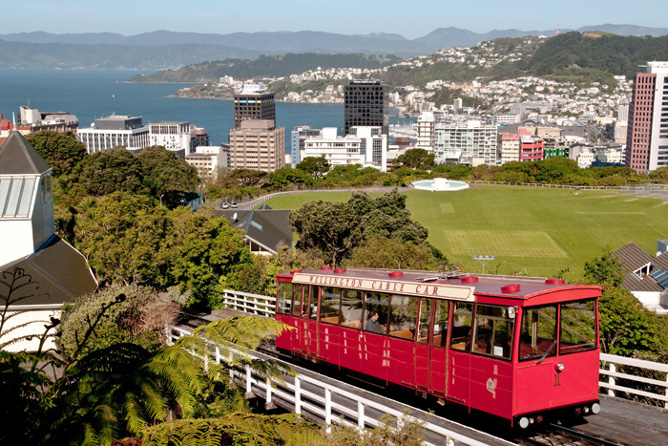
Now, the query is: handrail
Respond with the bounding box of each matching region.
[167,324,513,446]
[220,289,668,409]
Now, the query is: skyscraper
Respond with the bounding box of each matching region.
[344,80,388,135]
[233,83,276,130]
[625,62,668,173]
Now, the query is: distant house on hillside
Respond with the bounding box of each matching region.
[216,205,292,255]
[612,241,668,315]
[0,130,97,352]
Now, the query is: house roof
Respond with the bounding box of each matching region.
[1,236,98,308]
[216,206,293,254]
[0,130,51,175]
[612,243,668,292]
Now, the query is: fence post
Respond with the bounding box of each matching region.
[245,365,254,398]
[325,388,332,425]
[665,373,668,409]
[295,376,302,415]
[265,378,276,410]
[608,363,616,397]
[357,400,365,428]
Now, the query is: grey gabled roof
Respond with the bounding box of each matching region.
[612,243,668,292]
[216,208,293,254]
[0,130,51,175]
[1,235,98,308]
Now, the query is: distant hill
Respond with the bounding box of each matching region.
[0,24,667,70]
[129,53,401,83]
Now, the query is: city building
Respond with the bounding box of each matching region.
[228,120,285,172]
[433,120,497,165]
[149,121,192,158]
[520,135,544,162]
[78,114,150,154]
[625,61,668,173]
[233,83,276,130]
[416,111,435,152]
[303,126,388,171]
[18,106,79,134]
[344,80,389,135]
[0,130,97,352]
[190,126,210,148]
[185,146,227,181]
[291,125,322,166]
[500,133,520,164]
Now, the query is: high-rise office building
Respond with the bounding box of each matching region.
[228,120,284,172]
[625,62,668,173]
[233,83,276,130]
[344,80,388,135]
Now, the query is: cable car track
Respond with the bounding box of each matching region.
[515,424,623,446]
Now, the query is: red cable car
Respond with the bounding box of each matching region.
[275,267,602,428]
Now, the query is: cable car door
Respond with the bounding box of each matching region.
[447,302,473,405]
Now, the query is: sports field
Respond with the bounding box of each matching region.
[263,184,668,278]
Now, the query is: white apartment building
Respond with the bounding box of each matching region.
[149,121,192,158]
[433,120,497,165]
[78,114,150,154]
[291,125,321,166]
[416,111,435,152]
[303,126,388,172]
[500,133,520,164]
[185,146,227,181]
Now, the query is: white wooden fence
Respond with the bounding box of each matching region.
[220,289,668,409]
[168,324,513,446]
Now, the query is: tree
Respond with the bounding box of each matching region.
[80,147,147,196]
[583,248,625,287]
[267,167,312,188]
[290,191,431,267]
[169,207,252,309]
[74,192,173,286]
[297,156,330,179]
[345,238,444,271]
[58,285,178,360]
[25,131,86,176]
[395,148,435,170]
[289,200,360,267]
[137,146,200,197]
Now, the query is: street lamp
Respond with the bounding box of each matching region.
[471,255,495,274]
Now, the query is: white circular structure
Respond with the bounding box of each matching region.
[412,178,469,192]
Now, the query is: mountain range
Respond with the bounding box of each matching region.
[1,24,667,70]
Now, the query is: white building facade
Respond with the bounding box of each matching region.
[78,114,150,154]
[149,121,192,158]
[185,146,227,181]
[303,126,388,172]
[433,120,497,165]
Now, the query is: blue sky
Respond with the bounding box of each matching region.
[5,1,668,39]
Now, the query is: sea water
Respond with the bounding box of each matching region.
[0,69,346,150]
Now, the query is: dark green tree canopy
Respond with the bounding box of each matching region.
[297,156,330,179]
[137,146,200,197]
[289,190,430,267]
[395,148,435,170]
[80,147,147,196]
[25,131,86,176]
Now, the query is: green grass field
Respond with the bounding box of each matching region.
[263,185,668,278]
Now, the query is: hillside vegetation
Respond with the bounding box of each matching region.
[129,53,401,83]
[134,32,668,94]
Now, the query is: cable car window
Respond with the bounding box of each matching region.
[276,282,292,314]
[450,302,472,351]
[519,305,557,362]
[308,285,318,320]
[319,287,341,324]
[364,292,389,335]
[560,299,597,355]
[472,305,515,360]
[341,289,364,330]
[292,285,304,317]
[389,295,418,341]
[417,298,432,344]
